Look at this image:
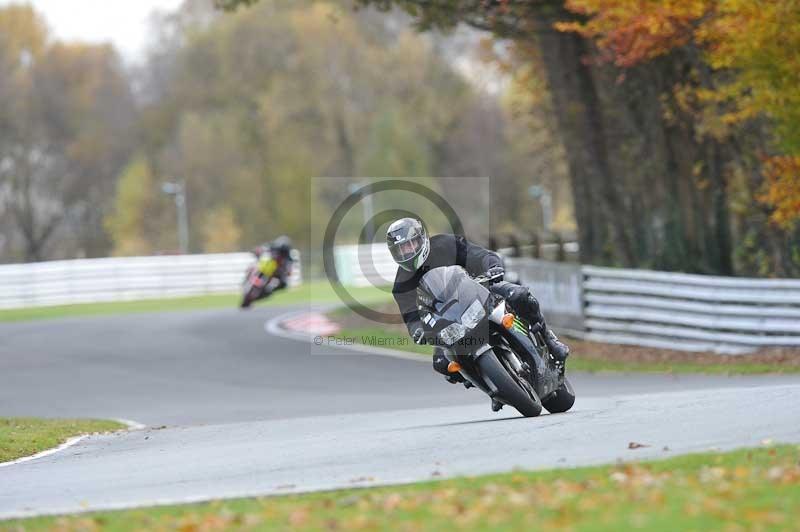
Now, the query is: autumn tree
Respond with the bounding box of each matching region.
[558,0,800,274]
[108,0,550,255]
[0,4,135,261]
[237,0,799,276]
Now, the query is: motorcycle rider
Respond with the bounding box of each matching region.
[387,218,569,386]
[252,235,294,293]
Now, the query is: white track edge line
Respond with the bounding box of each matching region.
[0,435,87,469]
[0,417,147,469]
[114,418,147,431]
[265,311,427,363]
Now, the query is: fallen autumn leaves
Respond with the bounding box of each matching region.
[10,445,800,531]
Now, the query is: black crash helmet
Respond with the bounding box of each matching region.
[272,235,292,257]
[386,218,429,272]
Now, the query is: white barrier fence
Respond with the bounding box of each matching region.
[582,266,800,354]
[5,246,799,354]
[333,244,396,287]
[0,252,302,309]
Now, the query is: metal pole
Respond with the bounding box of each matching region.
[175,183,189,254]
[540,191,553,232]
[528,185,553,233]
[362,185,374,242]
[349,181,374,242]
[162,181,190,254]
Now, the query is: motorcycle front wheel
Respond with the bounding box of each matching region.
[240,285,260,308]
[477,352,542,417]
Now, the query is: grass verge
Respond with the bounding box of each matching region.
[8,445,800,530]
[326,299,800,375]
[0,418,125,463]
[0,281,391,323]
[334,325,800,375]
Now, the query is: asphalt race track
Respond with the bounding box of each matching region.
[2,305,800,519]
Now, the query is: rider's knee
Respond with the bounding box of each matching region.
[507,285,542,318]
[507,284,531,308]
[526,292,540,315]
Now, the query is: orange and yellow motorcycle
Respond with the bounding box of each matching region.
[240,253,287,308]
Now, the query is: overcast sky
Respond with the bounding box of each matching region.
[0,0,185,59]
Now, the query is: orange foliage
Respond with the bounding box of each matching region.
[558,0,800,227]
[761,156,800,229]
[556,0,712,67]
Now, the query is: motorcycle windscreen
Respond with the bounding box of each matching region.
[418,265,491,324]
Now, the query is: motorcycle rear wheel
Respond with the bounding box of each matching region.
[542,378,575,414]
[477,352,542,417]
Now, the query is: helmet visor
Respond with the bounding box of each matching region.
[388,227,424,264]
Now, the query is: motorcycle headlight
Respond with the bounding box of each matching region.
[461,299,486,329]
[438,323,467,346]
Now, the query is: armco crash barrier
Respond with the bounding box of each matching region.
[580,265,800,354]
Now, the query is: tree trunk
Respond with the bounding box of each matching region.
[535,26,636,267]
[708,140,734,275]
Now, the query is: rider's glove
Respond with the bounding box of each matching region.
[484,265,505,283]
[412,327,427,345]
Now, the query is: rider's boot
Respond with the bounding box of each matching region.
[544,329,569,362]
[491,398,503,412]
[511,289,570,363]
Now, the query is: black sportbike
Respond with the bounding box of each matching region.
[417,265,575,417]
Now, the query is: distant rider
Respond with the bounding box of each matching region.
[387,218,569,383]
[252,235,294,294]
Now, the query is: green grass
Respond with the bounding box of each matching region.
[9,445,800,530]
[333,326,800,375]
[0,418,126,463]
[336,326,433,355]
[0,281,391,323]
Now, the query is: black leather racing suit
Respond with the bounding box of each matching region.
[391,234,547,377]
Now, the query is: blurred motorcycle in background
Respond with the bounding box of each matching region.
[240,236,294,308]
